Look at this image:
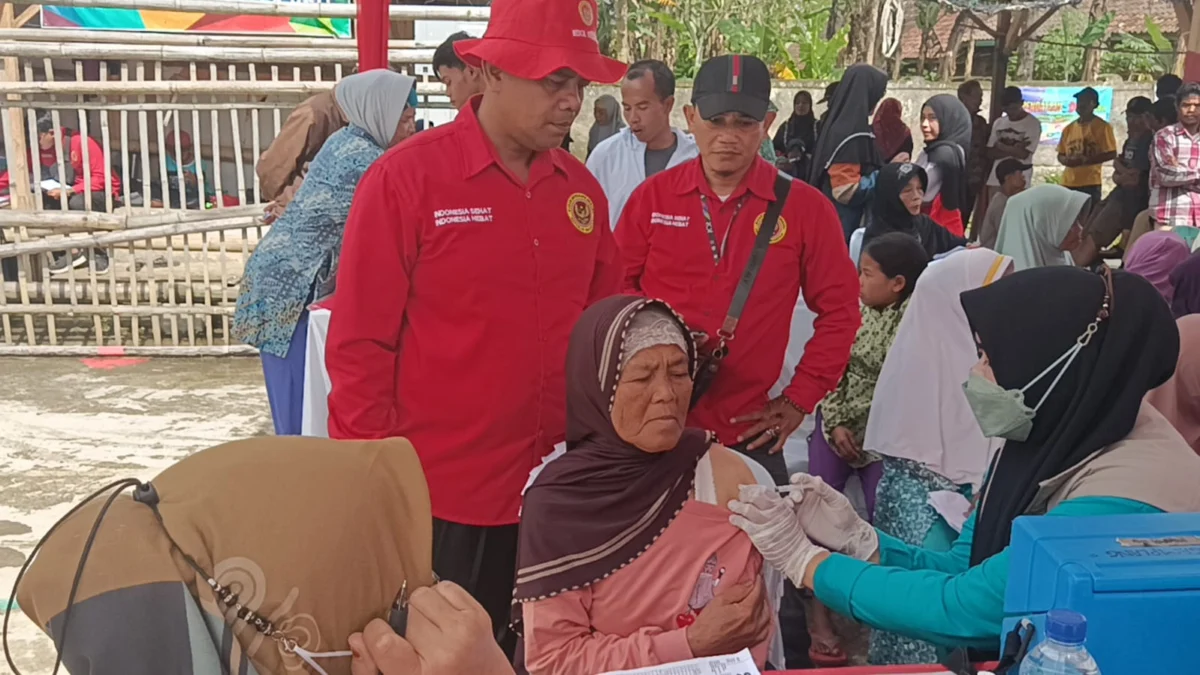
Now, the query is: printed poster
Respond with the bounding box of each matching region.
[42,0,352,38]
[1021,86,1114,147]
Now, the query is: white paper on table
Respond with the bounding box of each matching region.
[928,490,972,533]
[599,648,760,675]
[39,179,61,192]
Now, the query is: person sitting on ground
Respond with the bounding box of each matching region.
[976,158,1029,250]
[1057,86,1117,204]
[800,232,930,667]
[150,130,216,210]
[434,31,485,111]
[915,94,972,237]
[233,71,417,437]
[863,162,967,259]
[28,112,120,275]
[994,184,1090,271]
[517,296,781,674]
[872,98,913,164]
[730,266,1200,663]
[1073,96,1155,266]
[808,65,888,241]
[1124,230,1191,305]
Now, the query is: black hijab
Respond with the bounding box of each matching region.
[808,65,888,186]
[779,91,817,152]
[863,162,966,257]
[961,269,1179,565]
[514,296,711,605]
[921,94,972,211]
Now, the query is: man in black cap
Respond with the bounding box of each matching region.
[615,54,859,484]
[815,80,839,137]
[1057,86,1117,202]
[976,157,1030,248]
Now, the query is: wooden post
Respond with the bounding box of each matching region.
[988,10,1012,123]
[964,32,976,78]
[357,0,389,71]
[1,3,32,210]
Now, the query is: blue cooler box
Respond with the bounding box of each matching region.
[1003,513,1200,674]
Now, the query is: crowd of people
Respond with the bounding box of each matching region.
[12,0,1200,673]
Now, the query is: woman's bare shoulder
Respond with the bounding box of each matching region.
[708,444,761,507]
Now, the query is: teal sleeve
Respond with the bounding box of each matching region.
[815,497,1162,650]
[876,513,977,574]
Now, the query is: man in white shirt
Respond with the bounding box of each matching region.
[587,59,698,225]
[982,86,1041,223]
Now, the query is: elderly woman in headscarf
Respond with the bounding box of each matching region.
[809,64,889,241]
[994,184,1090,271]
[12,437,437,675]
[1147,315,1200,454]
[863,162,967,258]
[516,296,782,675]
[1170,253,1200,317]
[1124,230,1191,305]
[915,94,972,237]
[233,70,417,436]
[587,94,624,158]
[872,98,913,163]
[730,267,1200,666]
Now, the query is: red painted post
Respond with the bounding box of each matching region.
[356,0,389,72]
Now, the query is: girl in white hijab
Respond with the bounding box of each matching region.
[993,184,1090,271]
[861,248,1013,665]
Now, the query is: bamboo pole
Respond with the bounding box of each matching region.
[1,6,32,211]
[4,278,232,304]
[0,41,435,65]
[0,28,439,49]
[0,80,446,95]
[0,345,256,356]
[0,215,259,257]
[0,303,233,316]
[42,0,490,20]
[0,205,262,230]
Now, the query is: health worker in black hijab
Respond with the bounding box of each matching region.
[863,162,966,258]
[809,65,888,241]
[724,267,1200,660]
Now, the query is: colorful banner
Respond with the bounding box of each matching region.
[42,1,352,38]
[1020,86,1114,147]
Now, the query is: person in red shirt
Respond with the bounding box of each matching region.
[324,0,624,655]
[27,113,120,274]
[617,55,861,485]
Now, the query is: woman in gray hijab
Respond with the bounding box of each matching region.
[587,94,625,157]
[916,94,972,237]
[233,71,417,436]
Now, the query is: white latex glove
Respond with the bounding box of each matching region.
[788,473,879,560]
[729,485,828,587]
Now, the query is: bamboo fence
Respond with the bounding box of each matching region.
[0,0,487,355]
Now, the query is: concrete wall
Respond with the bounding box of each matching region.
[570,80,1157,182]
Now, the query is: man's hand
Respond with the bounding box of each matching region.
[733,396,807,454]
[829,426,861,463]
[45,188,61,200]
[349,582,513,675]
[685,579,771,658]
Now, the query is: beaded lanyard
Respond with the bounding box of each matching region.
[698,194,747,264]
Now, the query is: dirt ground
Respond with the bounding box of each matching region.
[0,356,271,674]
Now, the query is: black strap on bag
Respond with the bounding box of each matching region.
[691,172,792,407]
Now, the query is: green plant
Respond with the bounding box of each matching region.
[1032,10,1113,81]
[1099,17,1175,80]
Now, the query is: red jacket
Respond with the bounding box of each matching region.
[325,99,621,526]
[616,157,860,445]
[0,131,119,195]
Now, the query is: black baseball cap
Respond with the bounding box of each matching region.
[1074,86,1100,103]
[818,81,839,104]
[692,55,772,121]
[1001,86,1024,106]
[996,158,1032,182]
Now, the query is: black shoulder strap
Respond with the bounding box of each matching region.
[718,172,792,341]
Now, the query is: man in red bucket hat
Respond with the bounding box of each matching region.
[324,0,624,656]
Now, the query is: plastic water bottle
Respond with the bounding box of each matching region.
[1019,609,1100,675]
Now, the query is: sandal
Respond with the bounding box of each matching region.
[808,644,849,668]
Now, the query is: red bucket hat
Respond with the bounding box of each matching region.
[454,0,626,84]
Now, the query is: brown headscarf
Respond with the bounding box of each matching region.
[513,296,712,606]
[16,437,432,675]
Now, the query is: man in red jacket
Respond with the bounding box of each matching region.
[33,113,119,274]
[324,0,624,654]
[617,55,861,485]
